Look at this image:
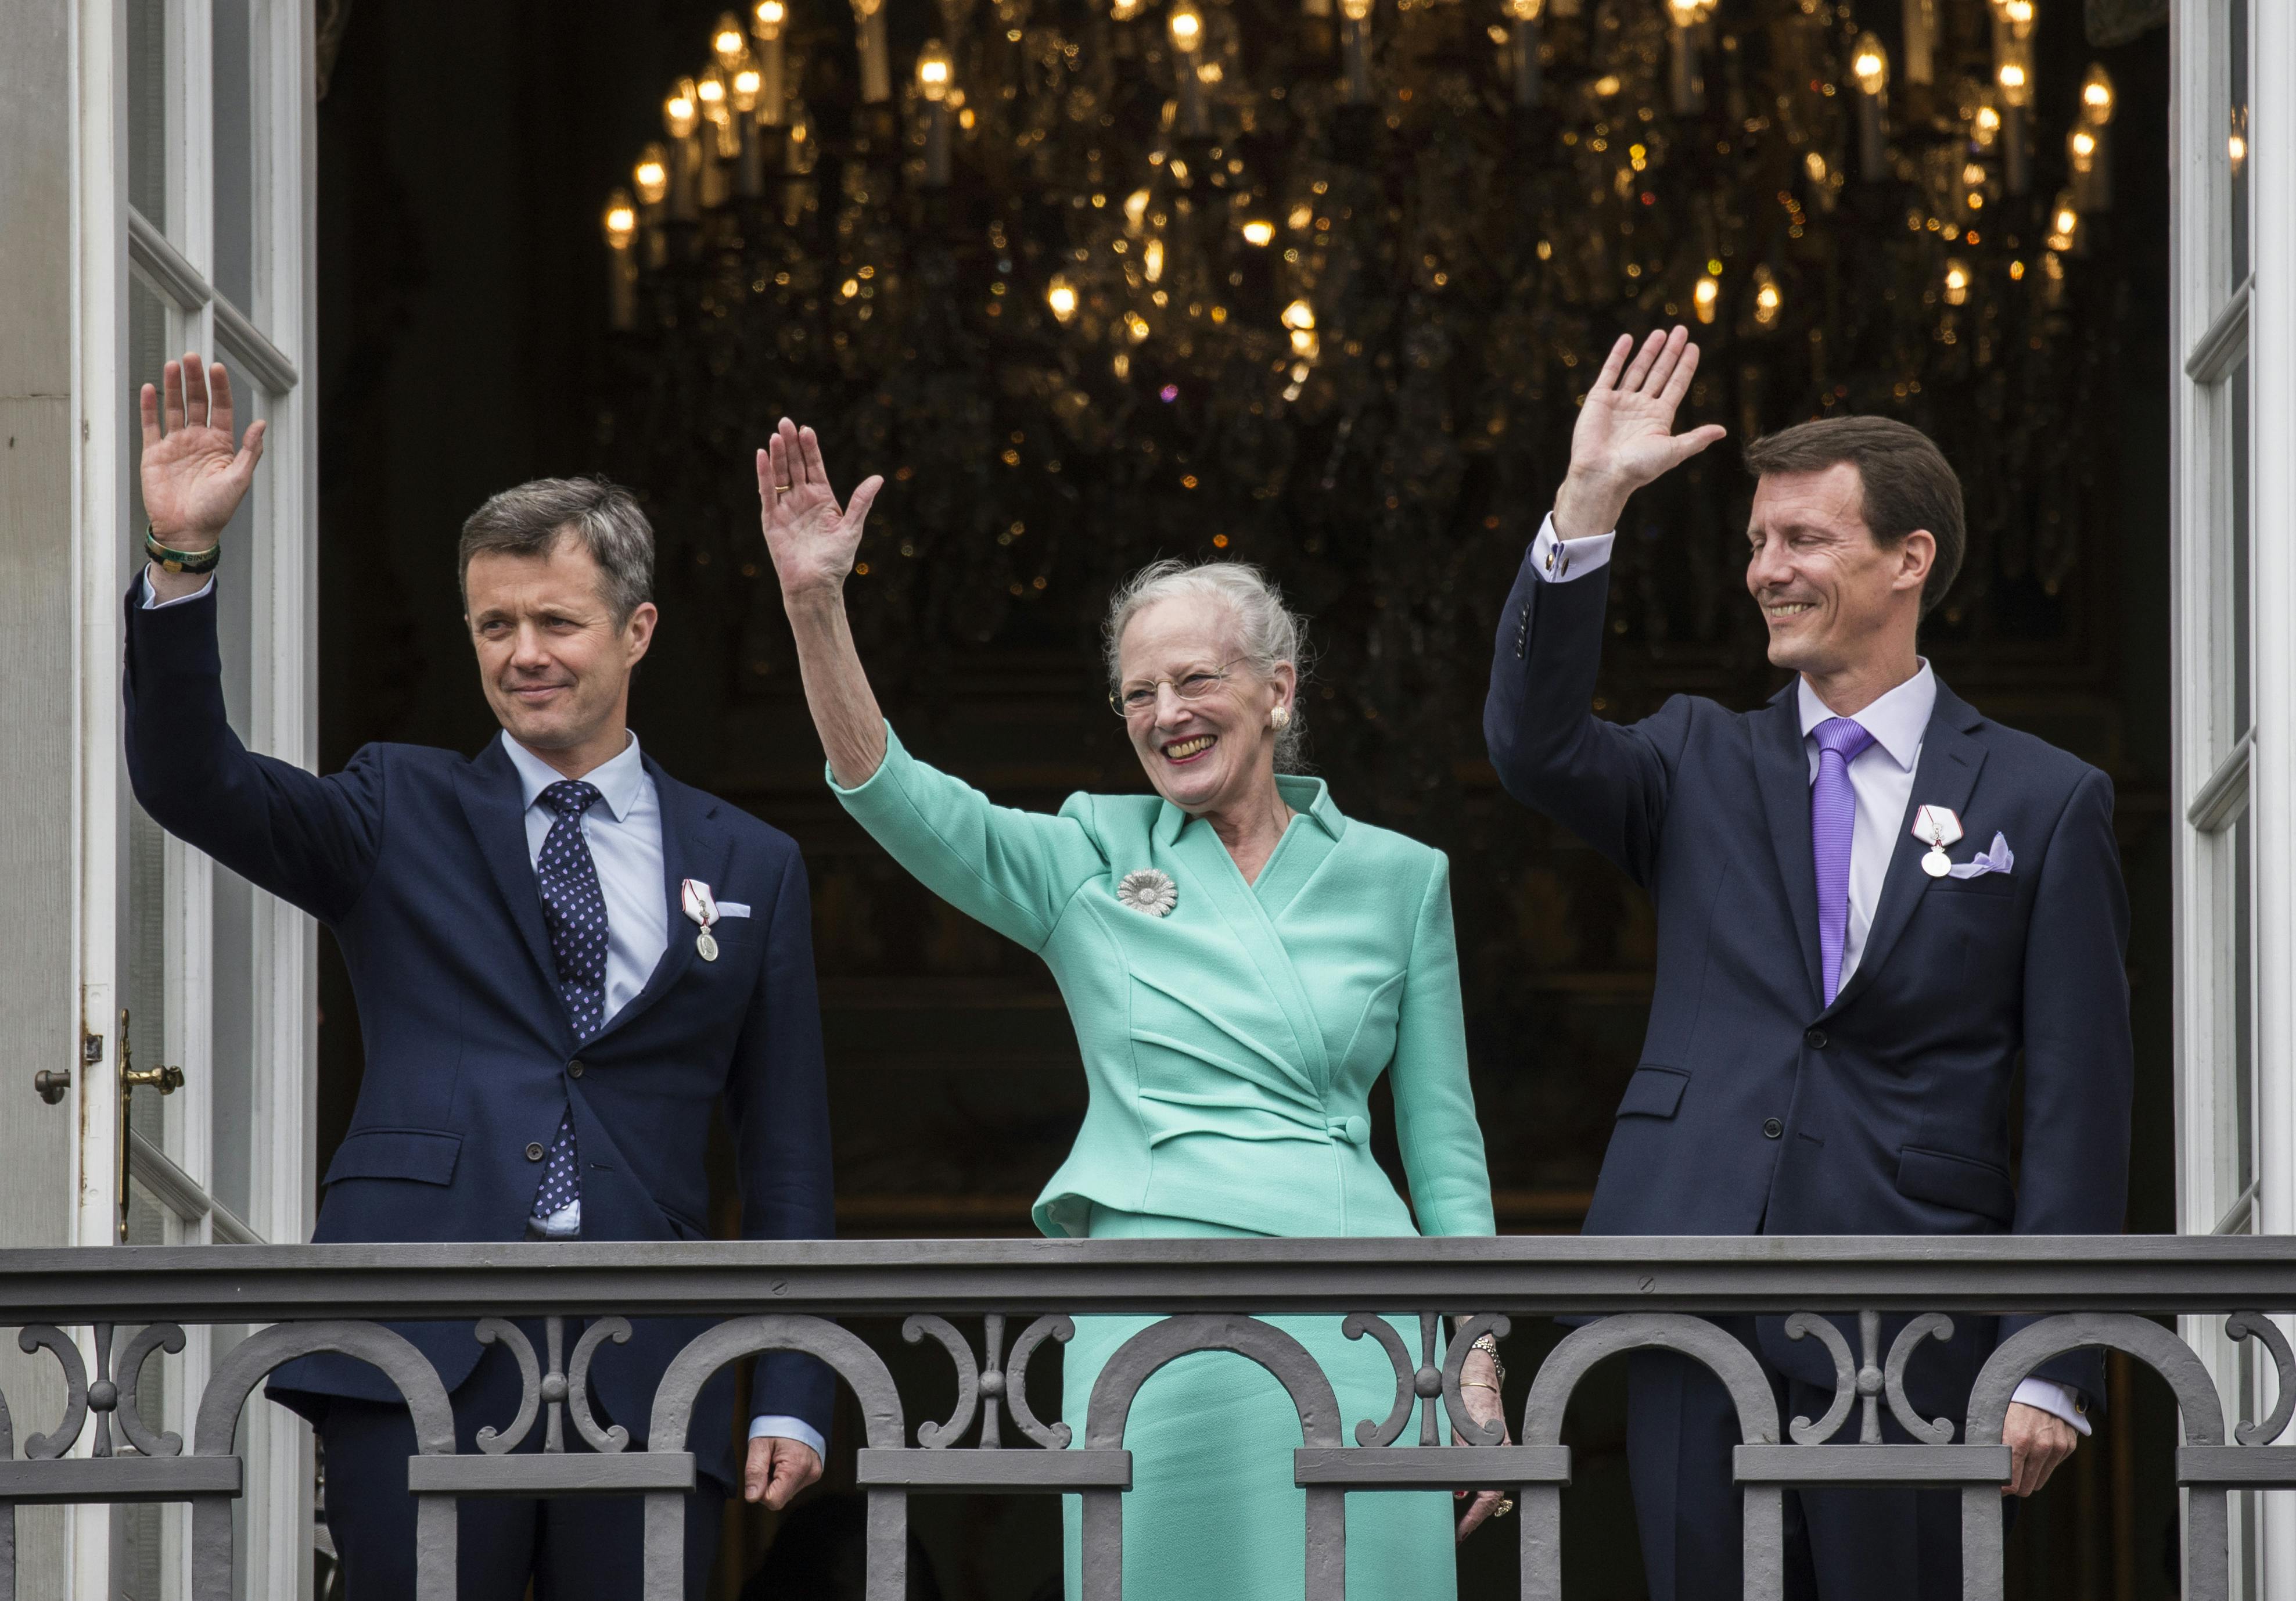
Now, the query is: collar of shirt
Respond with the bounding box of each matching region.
[1796,661,1936,776]
[500,728,647,823]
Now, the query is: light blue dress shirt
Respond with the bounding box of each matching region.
[143,572,822,1460]
[1523,519,2088,1437]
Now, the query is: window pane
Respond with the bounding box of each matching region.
[2230,0,2250,290]
[209,397,262,1224]
[2236,807,2255,1194]
[2233,358,2252,740]
[127,0,168,229]
[212,0,256,311]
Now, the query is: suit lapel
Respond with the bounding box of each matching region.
[591,759,731,1046]
[452,741,565,1018]
[1752,689,1824,1009]
[1821,684,1988,1020]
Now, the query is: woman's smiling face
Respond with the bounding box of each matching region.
[1116,594,1293,816]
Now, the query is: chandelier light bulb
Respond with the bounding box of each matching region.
[1338,0,1372,21]
[603,191,638,250]
[1972,102,2002,147]
[2001,0,2035,38]
[1124,311,1152,343]
[1125,189,1153,231]
[1665,0,1698,27]
[1241,219,1275,246]
[1281,298,1316,331]
[634,145,670,204]
[1942,259,1970,305]
[714,12,748,66]
[1502,0,1541,17]
[1751,265,1781,328]
[917,40,953,99]
[851,0,883,17]
[1169,3,1203,52]
[2068,128,2095,168]
[665,80,700,139]
[731,64,762,111]
[1047,276,1079,322]
[1144,238,1166,283]
[1851,34,1888,98]
[2081,64,2115,126]
[752,0,786,39]
[1692,273,1719,324]
[698,69,729,113]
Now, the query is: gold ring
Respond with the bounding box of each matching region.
[774,484,792,496]
[1494,1497,1516,1519]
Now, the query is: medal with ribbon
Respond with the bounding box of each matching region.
[681,878,722,961]
[1910,805,1964,879]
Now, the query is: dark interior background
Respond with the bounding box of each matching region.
[313,1,2178,1594]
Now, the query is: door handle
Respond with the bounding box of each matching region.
[33,1069,70,1104]
[116,1009,184,1240]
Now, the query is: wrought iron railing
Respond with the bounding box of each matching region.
[0,1236,2290,1600]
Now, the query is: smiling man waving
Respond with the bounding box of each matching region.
[123,353,833,1598]
[1483,329,2133,1601]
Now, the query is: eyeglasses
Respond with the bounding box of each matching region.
[1109,659,1247,717]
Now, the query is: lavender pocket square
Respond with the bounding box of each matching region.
[1946,832,2014,880]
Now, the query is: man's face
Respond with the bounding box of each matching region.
[465,534,656,752]
[1744,462,1932,679]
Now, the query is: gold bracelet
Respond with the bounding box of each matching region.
[1458,1379,1502,1393]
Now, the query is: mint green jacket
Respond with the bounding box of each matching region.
[831,727,1495,1241]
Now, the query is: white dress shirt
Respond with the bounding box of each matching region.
[1525,520,2089,1435]
[143,572,823,1458]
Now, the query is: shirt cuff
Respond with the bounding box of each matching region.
[748,1415,828,1459]
[2011,1377,2092,1438]
[141,568,216,609]
[1528,512,1616,584]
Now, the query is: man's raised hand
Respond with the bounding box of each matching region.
[1552,326,1727,542]
[139,353,266,549]
[757,417,883,606]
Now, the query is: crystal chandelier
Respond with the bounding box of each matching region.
[598,0,2124,798]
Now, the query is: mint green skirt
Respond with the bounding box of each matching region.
[1061,1208,1457,1600]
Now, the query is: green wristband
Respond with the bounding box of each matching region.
[145,526,221,575]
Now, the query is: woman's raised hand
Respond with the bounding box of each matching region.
[758,418,883,604]
[1551,325,1727,541]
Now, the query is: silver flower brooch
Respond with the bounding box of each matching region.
[1115,868,1178,918]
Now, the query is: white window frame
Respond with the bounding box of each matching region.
[2176,0,2296,1595]
[70,0,317,1596]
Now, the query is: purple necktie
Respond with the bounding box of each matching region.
[1810,716,1875,1006]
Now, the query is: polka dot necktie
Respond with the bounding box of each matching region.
[531,780,608,1236]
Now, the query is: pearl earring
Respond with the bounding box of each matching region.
[1270,705,1291,730]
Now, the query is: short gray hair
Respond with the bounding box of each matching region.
[458,476,655,627]
[1104,558,1310,769]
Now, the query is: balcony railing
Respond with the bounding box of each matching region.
[0,1235,2290,1600]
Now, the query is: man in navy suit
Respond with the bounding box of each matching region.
[1483,329,2132,1600]
[125,354,835,1597]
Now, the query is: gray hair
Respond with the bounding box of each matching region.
[1104,558,1310,769]
[457,476,655,627]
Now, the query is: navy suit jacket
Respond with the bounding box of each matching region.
[1484,548,2133,1416]
[123,581,836,1485]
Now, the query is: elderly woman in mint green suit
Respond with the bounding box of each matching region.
[754,418,1505,1598]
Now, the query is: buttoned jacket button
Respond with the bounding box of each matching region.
[568,1059,586,1079]
[1804,1028,1828,1050]
[524,1141,547,1162]
[1328,1115,1371,1147]
[1762,1118,1783,1140]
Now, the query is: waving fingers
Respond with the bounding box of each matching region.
[1590,333,1633,396]
[1618,328,1669,393]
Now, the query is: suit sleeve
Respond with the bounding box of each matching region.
[2002,767,2133,1408]
[1389,856,1497,1238]
[727,841,839,1438]
[123,576,384,923]
[1482,540,1693,888]
[828,722,1108,952]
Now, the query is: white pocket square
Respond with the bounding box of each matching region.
[1946,832,2014,880]
[717,901,752,918]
